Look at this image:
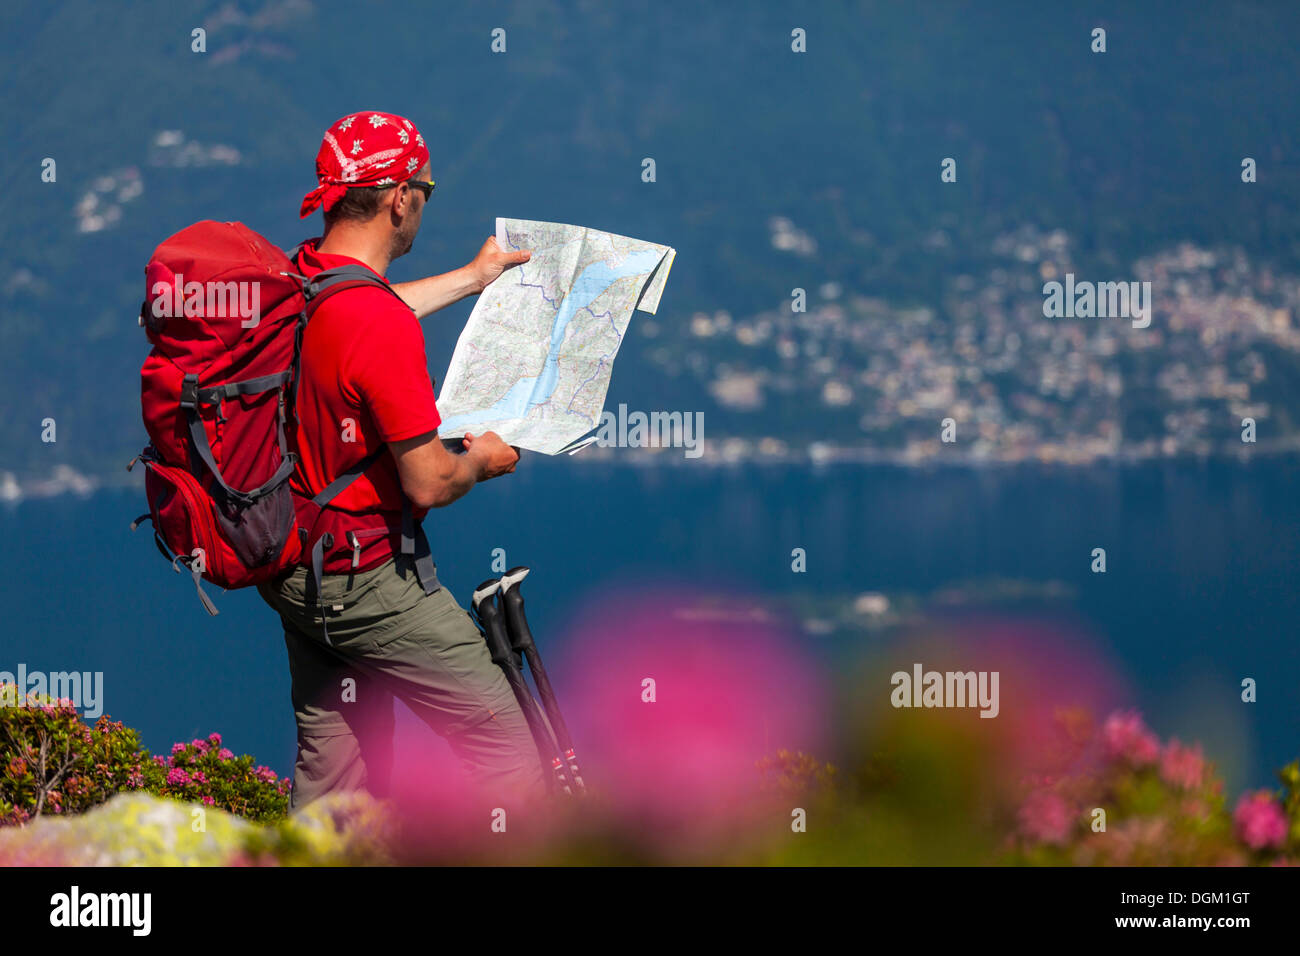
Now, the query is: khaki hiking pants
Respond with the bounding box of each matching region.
[257,555,546,812]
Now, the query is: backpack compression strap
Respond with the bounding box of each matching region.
[179,372,295,507]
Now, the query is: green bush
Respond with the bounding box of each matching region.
[0,684,289,826]
[148,734,290,823]
[6,680,1299,867]
[1,692,148,824]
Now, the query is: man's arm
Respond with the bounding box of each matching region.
[391,236,531,320]
[388,428,519,509]
[391,266,482,320]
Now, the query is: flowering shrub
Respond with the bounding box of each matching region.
[1009,709,1300,865]
[5,677,1299,867]
[148,734,290,823]
[756,749,838,798]
[0,693,150,825]
[0,684,290,826]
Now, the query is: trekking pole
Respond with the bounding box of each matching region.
[499,566,586,794]
[470,579,572,795]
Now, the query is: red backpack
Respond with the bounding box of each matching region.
[130,220,400,614]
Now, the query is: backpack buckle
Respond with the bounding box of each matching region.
[179,375,199,410]
[347,532,361,569]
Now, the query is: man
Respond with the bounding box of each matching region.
[257,110,543,811]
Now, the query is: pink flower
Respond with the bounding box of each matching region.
[1101,710,1160,766]
[202,795,215,806]
[152,754,169,767]
[165,767,191,787]
[217,748,234,760]
[1234,791,1288,850]
[207,732,222,747]
[1018,790,1074,844]
[171,742,187,756]
[191,738,209,753]
[1160,740,1207,790]
[190,771,207,785]
[253,765,278,783]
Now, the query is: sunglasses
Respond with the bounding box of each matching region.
[405,177,435,200]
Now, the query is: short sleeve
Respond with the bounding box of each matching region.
[346,294,441,443]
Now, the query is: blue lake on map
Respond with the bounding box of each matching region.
[438,247,667,432]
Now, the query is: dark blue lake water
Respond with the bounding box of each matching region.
[2,458,1296,792]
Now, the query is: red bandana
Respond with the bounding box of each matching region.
[299,111,430,218]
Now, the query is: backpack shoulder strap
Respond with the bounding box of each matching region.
[303,265,411,318]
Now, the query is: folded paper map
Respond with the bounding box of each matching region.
[436,217,676,454]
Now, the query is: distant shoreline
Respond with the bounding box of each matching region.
[4,441,1298,507]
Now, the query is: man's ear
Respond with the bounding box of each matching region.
[390,182,408,218]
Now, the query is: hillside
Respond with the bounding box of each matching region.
[3,0,1300,481]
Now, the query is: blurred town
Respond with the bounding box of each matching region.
[608,222,1300,467]
[9,221,1300,498]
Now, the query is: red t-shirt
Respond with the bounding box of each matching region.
[290,239,441,571]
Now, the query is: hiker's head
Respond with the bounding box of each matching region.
[317,162,432,258]
[300,111,431,259]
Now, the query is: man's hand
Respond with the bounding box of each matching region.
[463,430,520,479]
[390,238,531,319]
[470,236,531,293]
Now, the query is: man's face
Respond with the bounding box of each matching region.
[391,162,431,260]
